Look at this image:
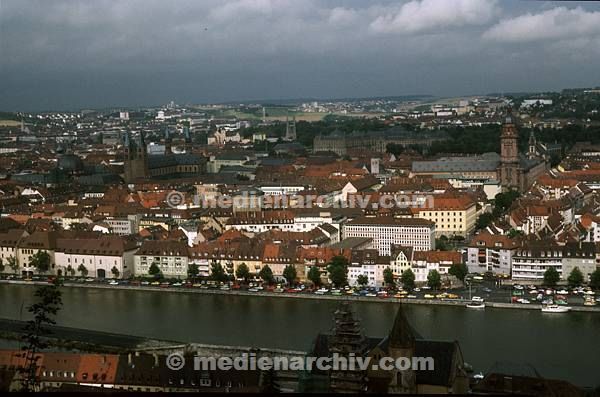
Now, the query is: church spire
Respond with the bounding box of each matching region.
[388,304,415,349]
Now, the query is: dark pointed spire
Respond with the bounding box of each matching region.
[164,125,171,142]
[388,304,415,349]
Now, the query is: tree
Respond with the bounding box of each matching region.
[357,274,369,288]
[111,266,120,279]
[590,269,600,290]
[543,267,560,287]
[210,262,227,282]
[400,269,416,290]
[427,270,441,290]
[0,259,4,273]
[8,256,18,274]
[187,263,199,279]
[307,266,321,286]
[30,251,51,273]
[259,265,274,285]
[383,267,395,288]
[449,263,468,282]
[476,213,494,230]
[326,255,349,288]
[282,265,297,286]
[20,280,63,391]
[567,267,584,287]
[66,265,75,278]
[77,264,88,277]
[508,229,524,239]
[235,263,250,282]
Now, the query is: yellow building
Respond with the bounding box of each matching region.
[415,195,477,238]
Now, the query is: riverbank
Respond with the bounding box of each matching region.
[4,279,599,313]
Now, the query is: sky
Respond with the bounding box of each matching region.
[1,0,600,111]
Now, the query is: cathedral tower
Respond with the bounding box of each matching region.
[499,109,520,190]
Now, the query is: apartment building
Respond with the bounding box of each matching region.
[414,195,477,238]
[411,250,463,283]
[342,216,435,255]
[347,249,390,287]
[466,232,520,276]
[134,240,190,279]
[512,239,563,280]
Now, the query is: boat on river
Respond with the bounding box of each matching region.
[541,304,570,313]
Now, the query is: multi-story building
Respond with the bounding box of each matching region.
[466,232,520,276]
[511,239,563,281]
[411,251,463,283]
[562,242,596,282]
[347,249,390,287]
[54,237,138,279]
[134,240,190,279]
[414,195,477,238]
[342,216,435,256]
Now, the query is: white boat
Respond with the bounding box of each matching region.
[541,304,570,313]
[466,301,485,309]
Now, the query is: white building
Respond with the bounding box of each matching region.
[54,237,138,279]
[134,240,190,279]
[342,216,435,256]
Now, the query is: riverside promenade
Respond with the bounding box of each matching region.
[3,279,599,313]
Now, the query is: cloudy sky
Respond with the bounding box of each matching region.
[1,0,600,111]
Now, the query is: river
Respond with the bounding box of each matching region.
[1,284,598,388]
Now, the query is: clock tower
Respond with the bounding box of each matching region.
[500,109,520,190]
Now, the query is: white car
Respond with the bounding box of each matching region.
[315,288,329,295]
[109,280,119,286]
[513,285,524,290]
[517,298,530,304]
[557,289,569,295]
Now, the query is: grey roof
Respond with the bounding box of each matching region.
[412,152,501,173]
[147,154,205,169]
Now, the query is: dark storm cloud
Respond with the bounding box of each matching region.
[1,0,600,111]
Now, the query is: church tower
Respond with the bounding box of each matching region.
[387,304,417,394]
[124,131,148,183]
[499,109,520,190]
[528,130,537,159]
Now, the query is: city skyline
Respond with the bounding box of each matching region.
[2,0,600,111]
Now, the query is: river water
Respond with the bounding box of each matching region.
[1,285,598,387]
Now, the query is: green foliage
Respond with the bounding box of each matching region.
[0,259,4,273]
[543,267,560,287]
[476,213,495,230]
[21,281,63,391]
[307,266,322,286]
[282,265,297,286]
[8,256,18,273]
[66,265,75,277]
[357,274,369,287]
[326,255,349,288]
[30,251,51,273]
[567,267,584,287]
[383,267,395,287]
[187,263,199,279]
[508,229,524,238]
[493,191,520,216]
[111,266,120,279]
[449,263,468,282]
[235,263,250,282]
[427,270,441,290]
[590,269,600,290]
[210,262,227,282]
[259,265,274,285]
[400,269,416,290]
[77,264,88,277]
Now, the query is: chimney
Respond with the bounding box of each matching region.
[371,158,380,175]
